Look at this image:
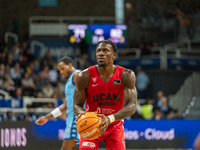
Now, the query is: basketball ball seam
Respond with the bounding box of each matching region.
[76,117,100,126]
[78,118,101,134]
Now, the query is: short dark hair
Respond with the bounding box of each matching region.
[58,57,74,66]
[97,40,118,53]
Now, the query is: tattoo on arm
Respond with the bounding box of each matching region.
[73,70,89,116]
[113,69,137,121]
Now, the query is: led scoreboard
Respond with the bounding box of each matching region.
[68,24,127,45]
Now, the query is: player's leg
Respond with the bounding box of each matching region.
[74,142,79,150]
[74,145,79,150]
[104,124,126,150]
[79,137,101,150]
[64,114,80,150]
[61,140,77,150]
[74,134,80,150]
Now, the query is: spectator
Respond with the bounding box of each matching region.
[32,58,40,74]
[26,62,35,76]
[31,91,44,108]
[40,65,49,80]
[36,91,43,98]
[41,51,54,69]
[153,108,163,120]
[21,72,35,96]
[13,87,23,99]
[141,43,152,56]
[34,72,49,92]
[3,111,17,122]
[0,63,5,78]
[24,48,35,63]
[17,113,32,121]
[44,51,53,63]
[0,51,7,65]
[48,65,58,86]
[136,98,154,120]
[6,53,14,67]
[53,82,65,99]
[5,64,11,74]
[159,96,173,118]
[11,42,20,61]
[9,62,23,86]
[21,41,29,53]
[28,108,40,122]
[166,109,182,119]
[1,73,15,93]
[154,90,164,108]
[42,82,54,98]
[136,66,150,99]
[17,54,27,70]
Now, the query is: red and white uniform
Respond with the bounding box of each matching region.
[80,65,126,150]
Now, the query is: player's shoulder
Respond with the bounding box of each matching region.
[121,67,136,88]
[75,68,90,89]
[77,68,89,79]
[73,70,81,77]
[121,66,135,76]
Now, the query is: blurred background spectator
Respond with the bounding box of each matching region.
[3,111,17,122]
[42,82,54,98]
[135,66,150,99]
[21,72,35,96]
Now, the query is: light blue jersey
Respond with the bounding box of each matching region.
[65,69,80,115]
[64,69,80,145]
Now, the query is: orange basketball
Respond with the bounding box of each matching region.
[76,112,102,140]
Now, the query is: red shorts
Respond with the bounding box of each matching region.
[80,121,126,150]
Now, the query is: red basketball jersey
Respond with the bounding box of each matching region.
[86,65,125,125]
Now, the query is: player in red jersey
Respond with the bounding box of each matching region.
[73,40,137,150]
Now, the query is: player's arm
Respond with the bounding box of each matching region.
[73,71,80,84]
[98,69,137,136]
[113,69,137,120]
[35,100,67,125]
[73,70,89,116]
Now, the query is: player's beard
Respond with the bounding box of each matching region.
[98,62,106,67]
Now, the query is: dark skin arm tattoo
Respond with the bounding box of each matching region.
[113,69,137,121]
[73,69,89,116]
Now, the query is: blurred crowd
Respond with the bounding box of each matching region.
[0,38,183,122]
[0,41,65,100]
[0,41,67,122]
[132,90,182,120]
[125,0,200,49]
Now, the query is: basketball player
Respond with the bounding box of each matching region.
[35,57,80,150]
[73,40,137,150]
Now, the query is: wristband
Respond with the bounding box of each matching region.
[108,114,115,123]
[51,108,62,118]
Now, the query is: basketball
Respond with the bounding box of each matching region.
[76,112,102,140]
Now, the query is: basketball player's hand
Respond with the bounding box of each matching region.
[97,114,110,137]
[35,117,48,125]
[76,112,87,122]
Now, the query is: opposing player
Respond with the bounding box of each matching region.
[35,57,80,150]
[73,40,137,150]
